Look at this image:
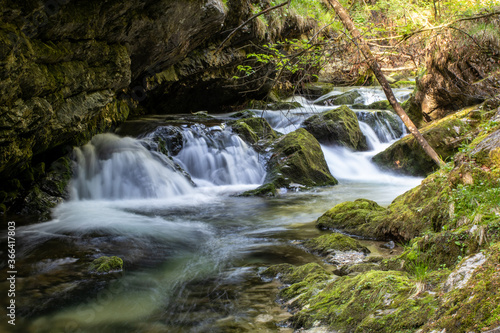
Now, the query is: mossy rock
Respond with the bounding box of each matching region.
[229,117,277,145]
[262,263,333,309]
[245,99,301,110]
[351,100,393,110]
[400,92,425,128]
[422,244,500,332]
[248,128,337,196]
[316,199,386,239]
[230,110,256,119]
[289,270,437,332]
[303,233,370,256]
[302,82,336,98]
[471,128,500,169]
[303,105,368,150]
[314,90,361,106]
[89,256,124,273]
[373,106,480,176]
[389,80,416,89]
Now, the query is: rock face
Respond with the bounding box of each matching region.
[247,128,337,196]
[0,0,227,215]
[303,105,368,150]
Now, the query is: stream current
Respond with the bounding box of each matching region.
[6,87,422,332]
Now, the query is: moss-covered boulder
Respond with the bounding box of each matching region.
[471,127,500,169]
[302,105,368,150]
[302,82,336,99]
[316,199,386,239]
[422,245,500,332]
[314,89,361,106]
[303,233,370,256]
[229,117,277,145]
[244,100,302,110]
[288,270,437,332]
[373,106,482,176]
[400,92,425,128]
[89,256,124,273]
[246,128,337,196]
[351,100,393,110]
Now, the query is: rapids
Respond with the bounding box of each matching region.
[8,86,422,333]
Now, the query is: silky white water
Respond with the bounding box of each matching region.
[13,87,422,333]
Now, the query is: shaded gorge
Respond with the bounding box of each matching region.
[8,87,422,332]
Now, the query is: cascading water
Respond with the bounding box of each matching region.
[14,86,423,333]
[70,133,194,200]
[146,124,266,186]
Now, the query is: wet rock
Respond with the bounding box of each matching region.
[314,90,361,106]
[229,117,277,145]
[303,105,368,150]
[380,241,395,250]
[246,128,337,196]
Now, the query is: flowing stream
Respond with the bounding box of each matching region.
[8,87,421,333]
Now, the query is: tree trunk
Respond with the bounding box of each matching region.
[327,0,445,167]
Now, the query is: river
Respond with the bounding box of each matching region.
[8,87,421,332]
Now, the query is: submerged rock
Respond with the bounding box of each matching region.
[245,128,337,196]
[303,105,368,150]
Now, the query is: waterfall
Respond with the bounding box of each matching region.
[70,133,194,200]
[150,124,267,186]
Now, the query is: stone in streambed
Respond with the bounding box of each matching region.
[244,128,337,196]
[303,105,367,150]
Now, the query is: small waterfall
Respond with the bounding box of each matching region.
[171,125,266,186]
[356,110,403,143]
[71,133,194,200]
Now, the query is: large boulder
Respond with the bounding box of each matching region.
[303,105,368,150]
[246,128,337,196]
[372,106,482,176]
[314,89,361,106]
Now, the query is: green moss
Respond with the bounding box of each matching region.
[89,256,124,273]
[400,93,425,128]
[230,117,277,145]
[314,90,361,106]
[389,80,416,89]
[351,100,393,110]
[303,233,370,256]
[249,128,337,196]
[303,105,368,150]
[423,245,500,332]
[373,106,479,176]
[316,199,386,239]
[290,270,434,332]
